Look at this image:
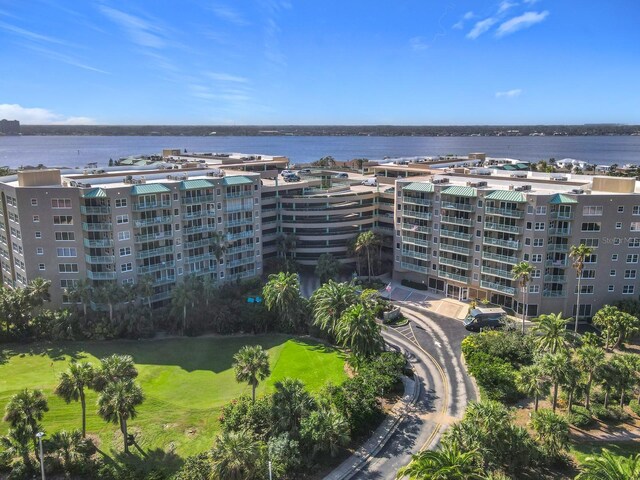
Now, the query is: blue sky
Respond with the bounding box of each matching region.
[0,0,638,125]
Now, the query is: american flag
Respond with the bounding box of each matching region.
[412,225,419,231]
[385,283,392,292]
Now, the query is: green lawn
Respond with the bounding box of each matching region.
[571,441,640,464]
[0,335,346,458]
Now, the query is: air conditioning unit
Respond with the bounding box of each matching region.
[571,188,584,194]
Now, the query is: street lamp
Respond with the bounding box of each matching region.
[35,431,45,480]
[268,460,272,480]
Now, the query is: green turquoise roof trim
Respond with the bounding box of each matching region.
[485,190,526,202]
[441,186,477,197]
[131,184,171,195]
[82,188,107,198]
[549,193,578,204]
[223,176,253,186]
[180,179,214,190]
[402,182,434,193]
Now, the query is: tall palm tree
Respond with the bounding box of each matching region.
[272,378,315,438]
[135,275,154,310]
[540,352,569,412]
[1,427,32,468]
[54,361,95,437]
[50,429,85,473]
[576,449,640,480]
[302,406,350,458]
[512,261,534,334]
[561,356,581,413]
[95,281,124,324]
[97,380,144,453]
[210,232,228,264]
[93,354,138,392]
[310,280,358,338]
[355,231,380,281]
[531,313,573,354]
[67,279,92,316]
[232,345,271,403]
[263,272,303,331]
[529,409,569,460]
[210,429,260,480]
[396,443,483,480]
[27,277,51,306]
[3,388,49,457]
[570,244,594,332]
[516,364,550,412]
[170,277,196,334]
[576,345,605,410]
[335,303,384,362]
[611,353,639,408]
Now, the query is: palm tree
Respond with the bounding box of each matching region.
[335,303,384,362]
[210,429,260,480]
[529,409,569,460]
[576,448,640,480]
[531,313,573,353]
[27,277,51,306]
[170,277,196,333]
[95,281,124,324]
[50,429,85,473]
[135,275,154,310]
[3,388,49,457]
[611,353,639,408]
[272,378,315,437]
[561,356,581,413]
[67,279,92,316]
[570,244,594,332]
[516,364,550,412]
[540,352,569,412]
[54,361,95,437]
[1,427,33,468]
[302,406,350,458]
[210,232,227,264]
[93,354,138,392]
[263,272,303,331]
[310,280,358,338]
[512,262,534,334]
[396,443,483,480]
[355,231,380,281]
[576,345,605,410]
[233,345,271,403]
[97,380,144,453]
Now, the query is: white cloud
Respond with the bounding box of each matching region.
[467,17,498,39]
[0,104,96,124]
[453,11,474,29]
[409,36,429,51]
[495,89,522,98]
[207,72,249,83]
[98,6,164,48]
[0,20,71,46]
[523,0,540,4]
[498,1,517,13]
[210,5,249,26]
[496,10,549,37]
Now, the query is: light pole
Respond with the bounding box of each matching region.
[36,431,45,480]
[268,460,272,480]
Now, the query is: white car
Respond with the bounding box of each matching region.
[361,178,377,186]
[334,172,349,179]
[280,170,293,177]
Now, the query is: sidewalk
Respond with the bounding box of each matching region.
[323,375,419,480]
[379,279,469,320]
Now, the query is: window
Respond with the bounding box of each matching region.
[536,206,546,215]
[174,209,179,216]
[582,270,596,279]
[177,267,184,275]
[526,222,532,230]
[608,285,615,292]
[8,212,19,223]
[55,232,75,241]
[60,279,78,288]
[626,254,638,263]
[533,238,544,247]
[630,238,640,248]
[35,231,41,239]
[477,215,482,223]
[634,206,640,215]
[573,304,592,317]
[116,214,129,225]
[38,264,45,271]
[177,252,182,261]
[475,245,480,252]
[623,285,635,295]
[532,269,541,278]
[473,273,478,280]
[529,285,540,293]
[31,198,38,206]
[582,206,603,216]
[625,270,637,279]
[56,247,77,257]
[119,247,131,256]
[175,223,180,231]
[576,285,594,294]
[614,238,621,245]
[611,270,617,276]
[581,222,601,232]
[51,198,72,208]
[115,198,127,208]
[36,247,43,255]
[33,215,39,222]
[474,259,480,266]
[531,254,542,262]
[580,238,599,248]
[53,216,73,225]
[631,222,640,231]
[121,262,133,272]
[618,206,625,213]
[612,254,619,261]
[584,254,597,263]
[122,278,134,285]
[616,222,623,229]
[525,238,531,246]
[118,231,131,241]
[58,263,79,273]
[534,222,545,231]
[173,193,179,201]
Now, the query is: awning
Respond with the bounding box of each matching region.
[485,190,526,202]
[441,186,477,197]
[402,182,434,193]
[223,176,253,186]
[549,193,577,204]
[131,184,171,195]
[180,179,214,190]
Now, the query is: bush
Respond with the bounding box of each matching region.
[590,403,608,420]
[400,279,428,290]
[565,405,594,429]
[591,404,631,422]
[219,395,273,439]
[629,399,640,416]
[171,453,213,480]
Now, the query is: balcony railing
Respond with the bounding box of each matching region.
[481,266,513,280]
[544,274,567,282]
[439,229,473,241]
[186,253,215,263]
[153,276,176,286]
[546,258,568,267]
[440,216,473,227]
[182,195,214,204]
[184,224,217,235]
[481,252,519,265]
[485,207,524,218]
[441,201,474,212]
[548,227,571,236]
[135,231,172,243]
[84,238,113,248]
[82,222,112,232]
[134,216,172,228]
[227,256,256,268]
[548,244,569,252]
[227,269,257,280]
[401,236,430,247]
[227,244,255,255]
[480,280,516,296]
[403,210,432,220]
[137,261,175,275]
[401,223,431,234]
[543,290,566,297]
[85,255,115,264]
[484,222,522,234]
[87,271,117,280]
[133,200,172,211]
[402,249,430,260]
[182,210,208,220]
[150,291,173,302]
[184,238,213,250]
[80,205,111,215]
[482,237,520,250]
[227,218,254,227]
[402,196,432,207]
[439,257,470,269]
[228,230,254,241]
[550,211,573,220]
[439,243,470,255]
[225,191,253,199]
[438,271,469,283]
[400,262,429,273]
[136,246,174,259]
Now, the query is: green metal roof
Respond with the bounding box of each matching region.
[441,186,477,197]
[485,190,526,202]
[82,188,107,198]
[402,182,434,193]
[549,193,577,204]
[131,184,171,195]
[180,179,214,190]
[223,176,253,186]
[515,163,530,170]
[502,164,516,171]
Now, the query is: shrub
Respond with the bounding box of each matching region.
[400,279,428,290]
[219,395,273,439]
[172,453,213,480]
[629,399,640,416]
[592,404,631,422]
[565,405,594,429]
[590,403,608,420]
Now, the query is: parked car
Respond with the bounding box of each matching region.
[334,172,349,179]
[464,307,506,332]
[361,178,377,186]
[298,168,312,175]
[283,173,300,182]
[280,170,293,177]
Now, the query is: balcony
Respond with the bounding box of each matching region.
[153,276,176,286]
[402,196,432,207]
[439,243,470,256]
[228,230,254,241]
[402,249,429,260]
[439,257,470,269]
[480,280,516,296]
[401,223,431,234]
[403,210,432,221]
[401,236,430,247]
[227,218,254,227]
[481,252,519,265]
[133,200,172,211]
[134,216,172,228]
[481,266,513,280]
[85,255,115,264]
[440,215,473,227]
[184,224,217,235]
[227,244,255,255]
[441,201,474,212]
[82,222,112,232]
[550,211,573,220]
[227,269,258,280]
[186,252,215,263]
[80,205,111,215]
[225,191,253,199]
[546,258,568,267]
[136,246,174,259]
[544,274,567,282]
[135,231,172,243]
[438,271,469,283]
[188,265,217,276]
[182,195,215,204]
[484,222,522,234]
[227,256,256,268]
[543,290,566,298]
[227,203,254,213]
[485,207,524,219]
[150,291,173,302]
[182,210,208,220]
[138,261,175,275]
[548,227,571,236]
[400,262,429,273]
[440,229,473,241]
[87,271,117,280]
[482,237,520,250]
[548,244,569,252]
[84,238,113,248]
[184,238,213,250]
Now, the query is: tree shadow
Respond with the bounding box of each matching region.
[98,445,183,478]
